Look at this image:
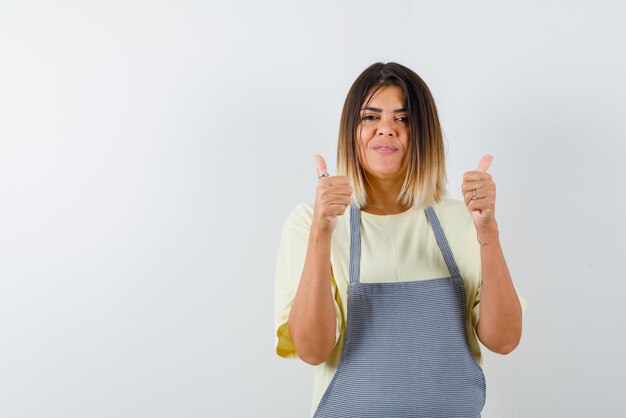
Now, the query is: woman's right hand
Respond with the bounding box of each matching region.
[312,154,353,234]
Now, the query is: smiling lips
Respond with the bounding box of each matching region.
[373,145,398,154]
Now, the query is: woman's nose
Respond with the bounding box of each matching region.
[377,119,395,136]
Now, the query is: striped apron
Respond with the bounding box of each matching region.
[313,205,486,417]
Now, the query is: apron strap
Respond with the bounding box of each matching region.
[424,206,461,277]
[349,205,361,284]
[348,205,461,284]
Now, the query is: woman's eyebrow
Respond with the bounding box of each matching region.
[361,107,407,112]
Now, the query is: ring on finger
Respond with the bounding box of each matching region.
[471,189,478,201]
[318,173,330,179]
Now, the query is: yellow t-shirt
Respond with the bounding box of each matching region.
[274,197,525,416]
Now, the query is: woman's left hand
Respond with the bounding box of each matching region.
[462,155,498,235]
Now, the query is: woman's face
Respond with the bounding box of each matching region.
[357,85,410,184]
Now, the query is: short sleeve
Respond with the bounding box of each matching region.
[273,204,343,359]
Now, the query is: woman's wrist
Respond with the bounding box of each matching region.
[476,221,499,246]
[310,223,333,240]
[477,230,499,246]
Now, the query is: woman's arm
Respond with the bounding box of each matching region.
[288,155,353,365]
[288,226,337,365]
[474,224,522,354]
[462,155,522,355]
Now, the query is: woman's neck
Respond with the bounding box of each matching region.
[361,176,411,215]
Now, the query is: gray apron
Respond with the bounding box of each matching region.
[313,205,486,417]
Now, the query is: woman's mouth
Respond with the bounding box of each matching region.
[373,146,398,155]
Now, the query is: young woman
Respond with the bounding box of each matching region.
[274,62,524,417]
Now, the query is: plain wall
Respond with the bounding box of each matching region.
[1,1,625,417]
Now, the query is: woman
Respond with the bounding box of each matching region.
[274,62,524,417]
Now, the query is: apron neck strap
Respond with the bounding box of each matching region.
[424,206,461,278]
[348,205,461,284]
[349,205,362,284]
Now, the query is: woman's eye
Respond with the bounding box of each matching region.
[396,116,408,123]
[363,114,378,121]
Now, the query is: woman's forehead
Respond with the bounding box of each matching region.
[362,85,405,109]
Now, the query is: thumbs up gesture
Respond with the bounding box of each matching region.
[312,154,353,234]
[462,155,498,234]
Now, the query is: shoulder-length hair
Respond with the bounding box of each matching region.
[337,62,447,209]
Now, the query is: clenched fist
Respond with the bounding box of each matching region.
[312,154,353,234]
[462,154,498,235]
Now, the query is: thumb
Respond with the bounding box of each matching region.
[313,154,329,177]
[476,154,493,173]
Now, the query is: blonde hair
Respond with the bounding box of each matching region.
[337,62,447,209]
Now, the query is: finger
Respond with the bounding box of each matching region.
[319,191,352,206]
[463,190,477,205]
[463,171,492,183]
[461,179,490,193]
[313,154,329,177]
[476,154,493,173]
[466,198,494,213]
[328,202,351,213]
[328,185,353,195]
[464,189,487,203]
[326,176,350,186]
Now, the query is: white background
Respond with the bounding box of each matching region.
[1,1,625,417]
